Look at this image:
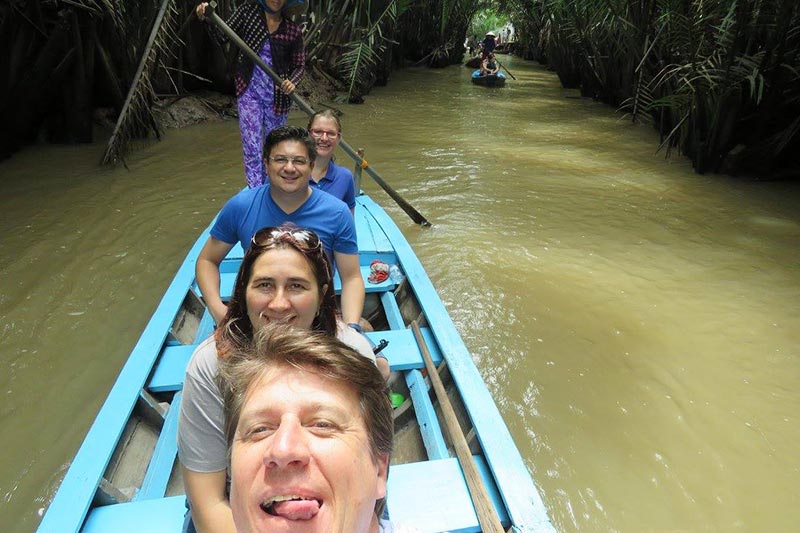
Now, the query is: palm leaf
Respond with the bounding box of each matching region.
[335,0,406,101]
[101,0,179,165]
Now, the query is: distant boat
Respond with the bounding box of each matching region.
[471,69,507,87]
[36,192,554,532]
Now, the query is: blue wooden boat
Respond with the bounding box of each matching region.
[472,69,507,87]
[37,193,554,532]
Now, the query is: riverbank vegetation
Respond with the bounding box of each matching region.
[2,0,798,179]
[1,0,424,163]
[506,0,800,179]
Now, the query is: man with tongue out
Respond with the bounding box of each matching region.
[221,325,419,532]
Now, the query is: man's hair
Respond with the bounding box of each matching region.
[219,324,393,515]
[262,125,317,162]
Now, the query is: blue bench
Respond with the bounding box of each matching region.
[82,457,507,533]
[147,346,196,392]
[387,456,510,532]
[82,495,186,532]
[365,327,442,370]
[148,325,442,394]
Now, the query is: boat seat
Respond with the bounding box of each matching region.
[387,456,510,532]
[147,345,196,393]
[146,326,443,394]
[82,495,186,533]
[355,204,393,253]
[365,328,442,371]
[81,456,507,533]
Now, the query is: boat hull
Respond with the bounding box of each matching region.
[471,69,507,87]
[37,194,553,533]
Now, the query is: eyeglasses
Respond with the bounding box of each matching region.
[251,226,322,251]
[309,129,340,140]
[268,156,310,167]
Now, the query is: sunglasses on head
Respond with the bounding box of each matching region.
[251,226,322,250]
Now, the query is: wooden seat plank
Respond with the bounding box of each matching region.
[147,346,196,393]
[82,495,186,533]
[387,456,509,533]
[82,459,507,533]
[364,328,442,371]
[355,203,393,253]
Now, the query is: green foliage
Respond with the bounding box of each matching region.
[470,8,507,38]
[508,0,800,178]
[306,0,410,101]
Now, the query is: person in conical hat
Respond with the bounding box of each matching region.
[481,31,497,58]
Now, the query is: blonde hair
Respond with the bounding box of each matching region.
[307,108,342,133]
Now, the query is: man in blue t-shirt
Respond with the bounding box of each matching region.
[195,126,365,328]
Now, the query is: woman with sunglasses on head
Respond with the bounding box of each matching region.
[306,109,357,214]
[178,223,389,533]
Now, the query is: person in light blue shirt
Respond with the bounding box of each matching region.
[307,109,357,214]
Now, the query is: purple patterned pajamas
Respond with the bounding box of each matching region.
[238,40,287,189]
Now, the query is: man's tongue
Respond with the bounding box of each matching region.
[272,499,320,520]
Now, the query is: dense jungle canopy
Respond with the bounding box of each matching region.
[2,0,798,179]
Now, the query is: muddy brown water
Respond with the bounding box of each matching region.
[1,56,799,532]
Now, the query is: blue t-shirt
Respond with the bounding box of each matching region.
[309,160,356,210]
[210,186,358,262]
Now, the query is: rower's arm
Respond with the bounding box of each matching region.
[196,236,235,324]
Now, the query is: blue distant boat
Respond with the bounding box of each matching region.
[472,69,507,87]
[37,193,554,532]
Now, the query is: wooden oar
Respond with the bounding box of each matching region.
[411,321,505,533]
[204,3,431,227]
[495,58,517,80]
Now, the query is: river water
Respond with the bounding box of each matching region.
[1,56,799,532]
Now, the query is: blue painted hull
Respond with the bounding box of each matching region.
[471,69,507,87]
[37,194,554,533]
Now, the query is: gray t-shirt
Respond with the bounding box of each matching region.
[177,322,375,473]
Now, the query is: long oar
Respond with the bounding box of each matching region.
[205,3,431,227]
[495,57,517,80]
[411,321,505,533]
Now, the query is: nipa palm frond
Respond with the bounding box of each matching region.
[101,0,180,165]
[335,0,405,101]
[337,36,381,99]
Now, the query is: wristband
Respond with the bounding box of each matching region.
[347,322,363,334]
